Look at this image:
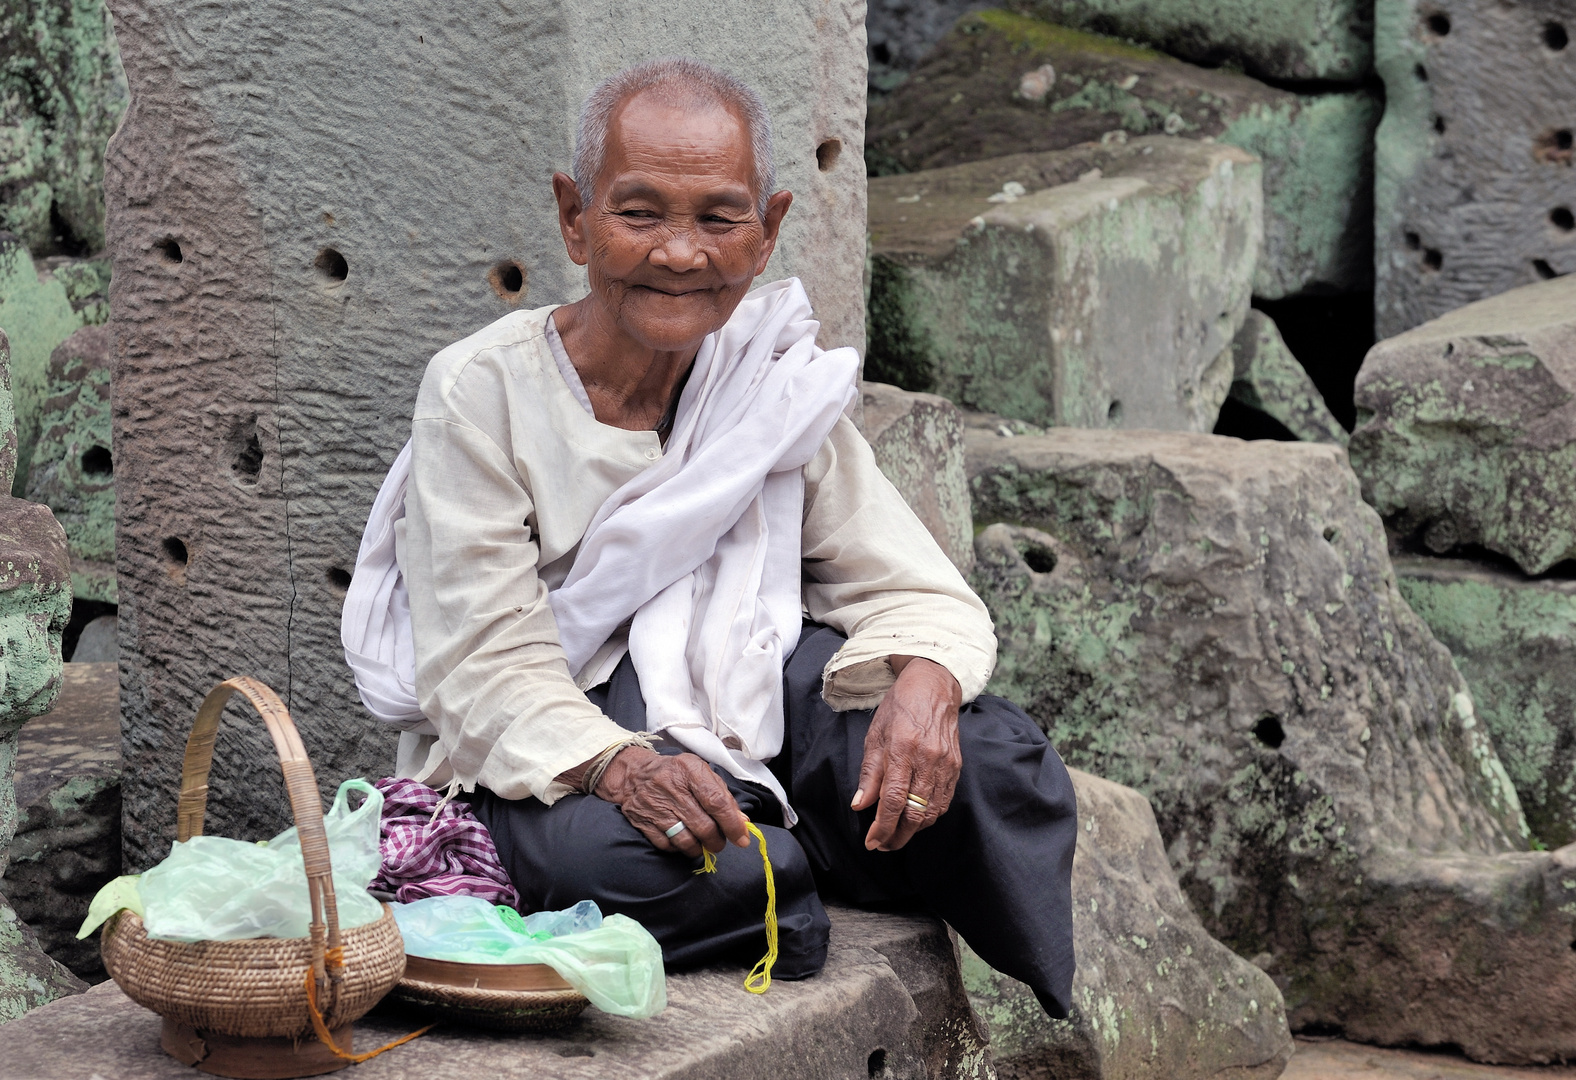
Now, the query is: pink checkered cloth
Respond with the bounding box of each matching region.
[370,777,520,907]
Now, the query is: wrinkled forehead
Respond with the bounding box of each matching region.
[602,86,755,184]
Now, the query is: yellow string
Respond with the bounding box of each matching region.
[693,822,778,994]
[304,966,434,1063]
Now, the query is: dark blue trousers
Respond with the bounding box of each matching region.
[469,625,1078,1017]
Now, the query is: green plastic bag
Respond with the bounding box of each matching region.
[392,896,666,1019]
[80,779,385,942]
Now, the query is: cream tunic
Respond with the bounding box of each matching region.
[397,303,997,806]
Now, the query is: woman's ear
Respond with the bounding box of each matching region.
[553,171,590,267]
[753,189,794,277]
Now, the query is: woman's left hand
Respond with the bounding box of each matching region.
[851,655,963,852]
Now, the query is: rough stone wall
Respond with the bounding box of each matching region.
[105,0,869,866]
[1374,0,1576,338]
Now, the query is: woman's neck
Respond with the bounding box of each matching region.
[553,297,697,433]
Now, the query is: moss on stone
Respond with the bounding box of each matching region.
[0,0,128,256]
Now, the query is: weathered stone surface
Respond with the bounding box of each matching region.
[69,611,114,662]
[1,662,118,981]
[862,382,973,572]
[0,0,128,255]
[0,239,106,492]
[1373,0,1576,338]
[0,906,990,1079]
[865,11,1379,299]
[964,429,1576,1062]
[964,767,1292,1080]
[1005,0,1371,84]
[105,0,868,867]
[25,325,113,603]
[0,896,82,1023]
[0,495,70,750]
[1350,275,1576,576]
[1394,557,1576,850]
[867,136,1260,433]
[1230,310,1348,446]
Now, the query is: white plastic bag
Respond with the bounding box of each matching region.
[136,778,385,942]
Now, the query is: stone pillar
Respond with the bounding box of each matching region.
[1374,0,1576,337]
[103,0,868,864]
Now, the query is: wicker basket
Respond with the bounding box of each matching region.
[102,678,406,1046]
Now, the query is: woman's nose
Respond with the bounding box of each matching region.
[649,226,708,272]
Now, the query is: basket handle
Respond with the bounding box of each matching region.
[176,678,345,1008]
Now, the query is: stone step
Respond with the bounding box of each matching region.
[865,10,1378,299]
[867,135,1260,434]
[0,907,989,1080]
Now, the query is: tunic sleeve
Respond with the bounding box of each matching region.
[402,361,636,804]
[802,415,997,709]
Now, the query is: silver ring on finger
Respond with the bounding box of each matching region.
[665,820,689,839]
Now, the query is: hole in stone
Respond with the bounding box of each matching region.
[80,445,112,476]
[1323,526,1338,542]
[1252,715,1286,749]
[1019,542,1058,574]
[1535,259,1561,279]
[157,237,183,264]
[1423,248,1443,271]
[868,1049,887,1078]
[1434,115,1446,135]
[1425,12,1450,36]
[1547,22,1569,50]
[817,138,843,173]
[1552,207,1575,231]
[326,567,352,592]
[1414,62,1428,81]
[556,1045,595,1058]
[315,247,349,282]
[1404,231,1422,250]
[230,414,264,483]
[871,41,892,65]
[488,260,527,302]
[1107,400,1123,424]
[162,536,189,566]
[1445,341,1455,356]
[1538,128,1576,163]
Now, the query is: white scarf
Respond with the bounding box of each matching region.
[342,279,859,822]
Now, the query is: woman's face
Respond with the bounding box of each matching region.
[556,91,791,354]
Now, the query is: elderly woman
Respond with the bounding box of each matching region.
[381,58,1077,1016]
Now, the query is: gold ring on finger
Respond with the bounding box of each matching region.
[905,792,928,811]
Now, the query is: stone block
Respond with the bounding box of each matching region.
[0,898,83,1023]
[861,382,973,572]
[1373,0,1576,338]
[867,135,1259,433]
[1,662,119,982]
[0,905,989,1079]
[865,11,1379,299]
[964,428,1576,1063]
[0,239,106,492]
[104,0,868,866]
[0,0,128,255]
[25,325,114,603]
[0,495,71,750]
[964,767,1292,1080]
[1005,0,1371,84]
[1229,310,1348,446]
[1393,557,1576,849]
[69,613,115,662]
[1350,275,1576,576]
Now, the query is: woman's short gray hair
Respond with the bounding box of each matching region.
[573,57,777,218]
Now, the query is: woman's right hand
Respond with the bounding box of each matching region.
[594,746,752,857]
